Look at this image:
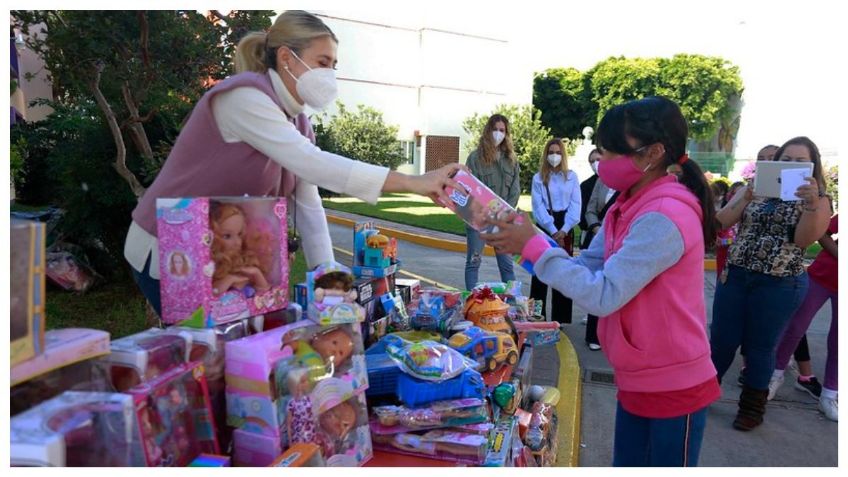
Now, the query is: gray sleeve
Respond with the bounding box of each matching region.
[585,182,605,228]
[571,224,606,272]
[533,212,685,317]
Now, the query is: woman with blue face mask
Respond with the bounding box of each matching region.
[481,96,720,466]
[125,10,463,316]
[463,113,520,290]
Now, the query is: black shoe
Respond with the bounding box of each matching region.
[794,376,823,399]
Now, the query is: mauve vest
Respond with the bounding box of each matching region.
[132,71,306,236]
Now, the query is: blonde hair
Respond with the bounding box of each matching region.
[539,138,568,185]
[478,114,516,165]
[210,201,270,282]
[234,10,338,74]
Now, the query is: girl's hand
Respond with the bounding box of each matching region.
[795,176,821,205]
[479,211,539,256]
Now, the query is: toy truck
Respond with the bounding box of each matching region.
[448,326,518,372]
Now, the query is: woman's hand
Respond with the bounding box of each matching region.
[795,176,822,207]
[384,163,469,206]
[480,211,539,256]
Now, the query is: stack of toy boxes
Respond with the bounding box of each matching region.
[155,197,289,328]
[352,274,396,346]
[10,219,46,367]
[226,265,372,466]
[10,328,111,416]
[10,391,146,466]
[352,221,399,279]
[100,328,194,392]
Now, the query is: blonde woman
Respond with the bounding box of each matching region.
[530,138,581,325]
[464,114,520,290]
[125,10,463,315]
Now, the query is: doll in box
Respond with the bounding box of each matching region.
[315,399,358,458]
[209,201,272,297]
[313,271,357,305]
[283,326,355,383]
[286,367,318,444]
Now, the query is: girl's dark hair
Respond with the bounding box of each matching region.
[773,136,826,195]
[596,96,717,247]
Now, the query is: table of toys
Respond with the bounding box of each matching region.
[10,189,565,467]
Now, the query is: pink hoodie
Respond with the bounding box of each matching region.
[599,176,717,392]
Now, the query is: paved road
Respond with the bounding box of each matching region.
[327,219,838,467]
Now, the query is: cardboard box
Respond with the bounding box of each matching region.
[352,221,400,278]
[10,219,47,366]
[11,328,109,387]
[269,443,324,467]
[157,196,289,327]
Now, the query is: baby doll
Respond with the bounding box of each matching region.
[313,271,357,305]
[310,327,355,374]
[316,400,357,456]
[286,367,318,445]
[210,201,271,296]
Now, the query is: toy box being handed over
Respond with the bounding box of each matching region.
[440,170,523,234]
[156,196,289,327]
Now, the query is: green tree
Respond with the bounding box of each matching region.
[533,54,744,146]
[314,102,406,170]
[463,104,571,193]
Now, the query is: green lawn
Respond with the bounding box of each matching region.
[323,193,533,236]
[45,250,309,339]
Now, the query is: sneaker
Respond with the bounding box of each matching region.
[767,373,785,401]
[794,376,823,399]
[818,396,838,421]
[588,343,601,351]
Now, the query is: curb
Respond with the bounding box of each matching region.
[554,333,582,467]
[328,213,721,270]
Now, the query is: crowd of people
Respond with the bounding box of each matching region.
[123,10,836,468]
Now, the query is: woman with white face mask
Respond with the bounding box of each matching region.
[463,113,520,290]
[125,10,463,316]
[530,138,581,326]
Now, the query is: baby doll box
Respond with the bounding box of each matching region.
[10,219,47,366]
[439,170,524,234]
[156,196,289,327]
[11,328,110,387]
[128,360,220,467]
[10,391,146,467]
[101,327,193,392]
[308,392,373,467]
[306,262,366,326]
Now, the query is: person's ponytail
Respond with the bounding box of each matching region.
[234,32,269,74]
[676,155,717,248]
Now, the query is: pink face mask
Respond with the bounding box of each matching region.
[597,154,650,192]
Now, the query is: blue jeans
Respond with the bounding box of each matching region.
[464,226,515,291]
[710,265,808,389]
[613,402,708,466]
[131,253,162,317]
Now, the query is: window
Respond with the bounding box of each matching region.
[398,140,415,165]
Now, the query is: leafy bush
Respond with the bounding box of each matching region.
[825,164,838,211]
[314,102,406,171]
[462,104,573,193]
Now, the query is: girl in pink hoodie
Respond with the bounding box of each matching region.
[482,96,719,466]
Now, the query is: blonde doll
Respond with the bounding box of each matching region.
[209,201,272,296]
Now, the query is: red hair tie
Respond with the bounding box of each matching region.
[678,154,689,165]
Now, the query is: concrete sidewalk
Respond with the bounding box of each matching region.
[325,210,838,467]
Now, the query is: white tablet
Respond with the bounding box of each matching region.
[753,161,814,200]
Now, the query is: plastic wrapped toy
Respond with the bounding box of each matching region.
[371,429,488,465]
[463,287,512,336]
[448,326,519,372]
[309,393,372,466]
[306,262,366,325]
[102,328,192,392]
[10,391,146,467]
[384,335,479,382]
[370,398,489,434]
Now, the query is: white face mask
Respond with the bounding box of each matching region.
[590,161,599,174]
[284,50,338,110]
[547,154,562,168]
[492,130,505,146]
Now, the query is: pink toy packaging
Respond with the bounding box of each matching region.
[232,428,281,466]
[371,428,488,465]
[156,196,289,327]
[440,170,524,234]
[101,327,193,392]
[10,391,146,467]
[289,392,372,466]
[129,360,220,466]
[10,219,47,366]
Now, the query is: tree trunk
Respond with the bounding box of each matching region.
[121,83,156,163]
[88,64,146,200]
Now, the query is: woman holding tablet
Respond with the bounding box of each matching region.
[710,136,830,431]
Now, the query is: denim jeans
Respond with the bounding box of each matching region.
[710,265,808,390]
[130,253,162,317]
[464,226,515,291]
[613,402,708,467]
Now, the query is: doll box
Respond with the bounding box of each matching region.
[439,170,524,234]
[156,196,289,327]
[129,360,220,466]
[309,392,373,467]
[306,262,366,326]
[101,327,193,392]
[10,391,146,467]
[10,219,47,366]
[11,328,110,387]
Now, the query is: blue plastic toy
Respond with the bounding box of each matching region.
[397,368,485,408]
